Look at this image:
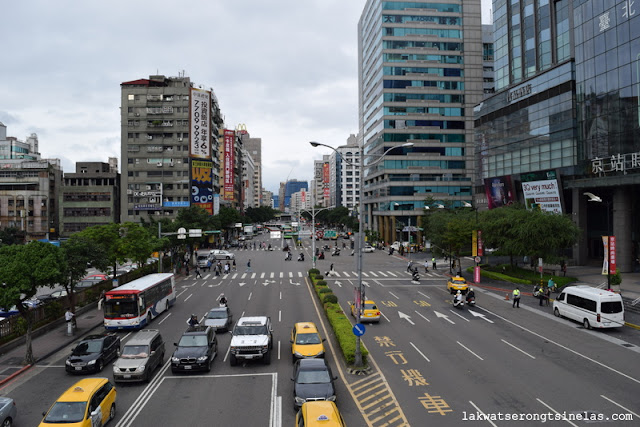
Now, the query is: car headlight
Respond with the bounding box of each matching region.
[327,395,336,402]
[197,356,208,362]
[136,366,146,372]
[295,397,306,405]
[65,360,71,365]
[316,351,325,357]
[88,360,96,365]
[294,352,303,358]
[171,357,180,363]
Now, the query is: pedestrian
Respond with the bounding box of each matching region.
[224,262,230,275]
[65,308,75,326]
[195,265,202,279]
[432,257,437,270]
[206,259,212,272]
[424,259,429,273]
[562,262,567,277]
[512,287,521,308]
[247,259,252,272]
[330,263,334,276]
[185,264,190,276]
[538,284,545,306]
[544,286,551,306]
[232,259,237,271]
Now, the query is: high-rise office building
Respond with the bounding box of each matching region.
[120,74,223,222]
[358,0,483,244]
[329,134,360,212]
[313,155,331,207]
[240,130,263,208]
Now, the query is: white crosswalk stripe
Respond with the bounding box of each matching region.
[369,271,378,277]
[377,271,388,277]
[342,272,350,277]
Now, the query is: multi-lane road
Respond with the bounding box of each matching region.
[3,235,640,426]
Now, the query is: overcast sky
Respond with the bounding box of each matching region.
[1,0,491,194]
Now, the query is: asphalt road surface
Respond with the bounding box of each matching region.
[3,235,639,426]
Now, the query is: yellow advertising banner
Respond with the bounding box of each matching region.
[472,230,478,257]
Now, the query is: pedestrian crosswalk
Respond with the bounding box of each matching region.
[189,269,444,281]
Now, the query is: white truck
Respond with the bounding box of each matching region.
[229,316,273,366]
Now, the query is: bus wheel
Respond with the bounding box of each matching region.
[166,301,170,312]
[147,313,152,326]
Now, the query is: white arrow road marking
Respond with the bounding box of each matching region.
[434,311,455,324]
[262,281,270,286]
[398,311,415,325]
[414,310,430,322]
[334,281,342,288]
[410,342,430,362]
[289,279,300,286]
[468,310,494,323]
[238,282,246,287]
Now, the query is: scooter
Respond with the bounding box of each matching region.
[297,253,305,262]
[318,251,325,260]
[331,248,340,256]
[285,252,292,261]
[453,297,464,309]
[465,294,476,308]
[412,271,420,281]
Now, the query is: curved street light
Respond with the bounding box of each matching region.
[310,140,413,367]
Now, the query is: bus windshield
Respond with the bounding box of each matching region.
[104,299,139,319]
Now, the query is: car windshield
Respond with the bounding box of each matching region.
[120,345,149,359]
[207,310,227,319]
[452,279,466,284]
[72,340,102,355]
[178,335,208,347]
[296,333,321,345]
[234,325,267,335]
[44,401,86,423]
[601,301,623,314]
[297,370,331,384]
[364,303,377,310]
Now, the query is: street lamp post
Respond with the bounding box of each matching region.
[584,192,612,289]
[302,203,330,269]
[311,140,413,367]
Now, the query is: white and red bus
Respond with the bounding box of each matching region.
[103,273,176,330]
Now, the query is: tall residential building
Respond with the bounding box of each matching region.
[241,147,255,212]
[312,155,330,207]
[0,123,62,241]
[120,74,223,222]
[262,189,273,208]
[475,0,640,271]
[329,134,360,211]
[59,160,120,238]
[482,24,495,97]
[239,130,263,208]
[358,0,483,244]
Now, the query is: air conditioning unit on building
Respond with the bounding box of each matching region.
[165,212,171,216]
[135,113,140,116]
[178,137,183,141]
[147,135,153,140]
[146,185,152,190]
[157,162,163,167]
[126,189,132,195]
[169,162,174,167]
[154,211,161,215]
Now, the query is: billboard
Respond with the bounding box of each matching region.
[134,183,162,211]
[224,129,235,201]
[323,162,330,199]
[484,176,516,209]
[191,159,213,214]
[190,88,211,159]
[520,170,563,213]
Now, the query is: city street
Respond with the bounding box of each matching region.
[1,235,639,426]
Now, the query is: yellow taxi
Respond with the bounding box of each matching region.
[349,300,381,323]
[39,378,116,427]
[291,322,326,362]
[295,401,346,427]
[447,275,469,294]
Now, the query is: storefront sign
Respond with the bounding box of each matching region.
[507,83,532,103]
[591,152,640,175]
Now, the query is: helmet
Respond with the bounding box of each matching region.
[469,288,473,292]
[191,314,196,317]
[456,290,461,295]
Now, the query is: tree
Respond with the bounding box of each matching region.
[0,227,24,247]
[117,223,157,268]
[0,242,65,364]
[60,235,108,315]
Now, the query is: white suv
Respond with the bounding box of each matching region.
[229,316,273,366]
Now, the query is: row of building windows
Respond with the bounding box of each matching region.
[381,2,460,13]
[385,119,465,130]
[384,27,461,38]
[384,53,463,64]
[127,171,190,177]
[63,178,117,186]
[384,66,463,77]
[388,185,472,196]
[384,106,464,116]
[383,133,466,143]
[63,193,112,202]
[382,40,463,51]
[383,80,464,90]
[63,208,112,217]
[383,93,464,103]
[63,222,111,233]
[383,159,466,169]
[383,14,461,26]
[127,133,190,139]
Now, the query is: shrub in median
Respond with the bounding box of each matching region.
[315,274,324,280]
[323,294,338,304]
[316,280,327,287]
[309,268,320,278]
[324,303,368,365]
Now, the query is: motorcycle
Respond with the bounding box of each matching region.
[297,253,305,261]
[285,252,292,261]
[389,247,395,255]
[318,251,325,260]
[331,248,340,256]
[412,271,420,281]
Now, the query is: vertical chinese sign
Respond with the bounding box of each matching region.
[323,162,330,202]
[223,129,235,201]
[190,88,213,213]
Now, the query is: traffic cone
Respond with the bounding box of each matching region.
[505,293,510,301]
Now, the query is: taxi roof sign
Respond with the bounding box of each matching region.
[317,414,330,421]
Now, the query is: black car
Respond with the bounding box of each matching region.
[292,358,337,410]
[171,326,217,373]
[65,333,121,374]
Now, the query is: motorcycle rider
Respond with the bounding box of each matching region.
[298,253,305,261]
[187,314,200,327]
[466,287,476,304]
[453,290,463,307]
[285,251,292,261]
[219,294,228,307]
[318,251,325,260]
[411,267,420,281]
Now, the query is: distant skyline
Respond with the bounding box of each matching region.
[1,0,492,193]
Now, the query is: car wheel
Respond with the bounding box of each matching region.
[291,353,296,363]
[554,308,560,317]
[230,354,237,366]
[109,404,116,421]
[205,357,212,372]
[96,359,104,372]
[583,319,591,329]
[263,350,271,365]
[2,417,13,427]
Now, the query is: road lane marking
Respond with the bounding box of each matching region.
[232,273,238,279]
[251,273,256,279]
[501,339,535,359]
[369,271,378,277]
[381,312,391,322]
[378,271,388,277]
[278,340,281,360]
[600,395,640,419]
[278,310,281,322]
[387,271,398,277]
[457,341,484,360]
[410,341,430,362]
[449,309,470,321]
[157,313,172,325]
[414,310,430,322]
[184,293,192,302]
[418,291,431,299]
[536,398,579,427]
[478,306,640,385]
[260,272,265,278]
[248,292,252,301]
[279,272,283,278]
[298,272,303,277]
[468,401,498,427]
[241,273,247,279]
[389,291,400,299]
[362,272,369,277]
[342,272,350,277]
[270,272,274,278]
[288,272,293,278]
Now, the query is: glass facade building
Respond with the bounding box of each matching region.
[476,0,640,271]
[358,0,483,244]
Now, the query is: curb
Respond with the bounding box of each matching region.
[0,363,32,386]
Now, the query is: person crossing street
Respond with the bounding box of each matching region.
[195,265,202,279]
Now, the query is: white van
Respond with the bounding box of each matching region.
[553,285,624,329]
